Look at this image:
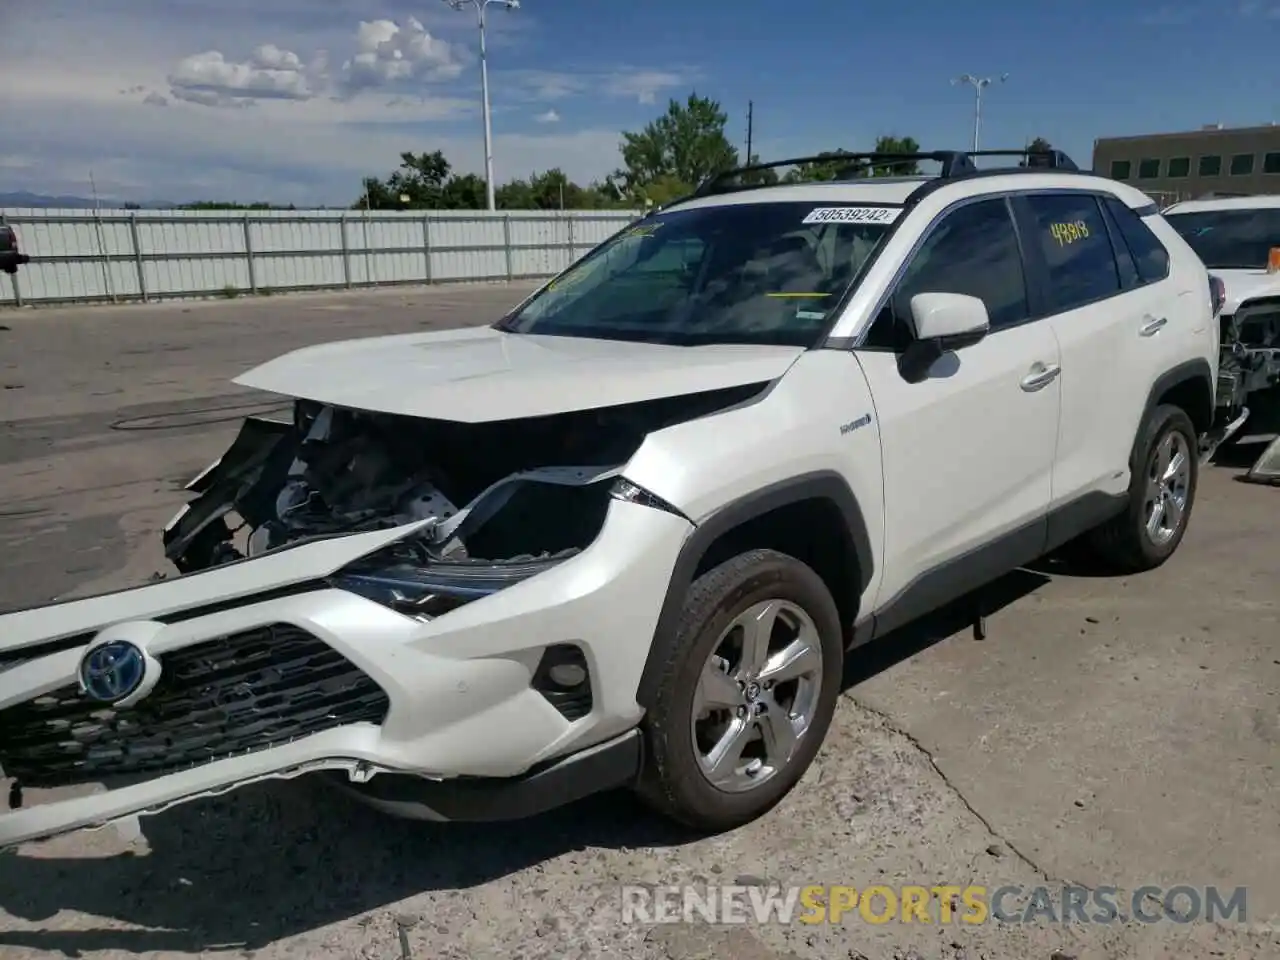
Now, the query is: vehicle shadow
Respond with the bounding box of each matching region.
[0,571,1059,956]
[0,778,701,955]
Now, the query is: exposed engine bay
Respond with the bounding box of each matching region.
[162,384,765,603]
[1218,298,1280,413]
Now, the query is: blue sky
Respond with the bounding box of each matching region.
[1,0,1278,204]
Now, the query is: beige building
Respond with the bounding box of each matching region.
[1091,123,1280,206]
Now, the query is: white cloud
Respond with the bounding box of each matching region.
[161,18,464,108]
[168,48,319,106]
[534,108,560,123]
[339,17,466,95]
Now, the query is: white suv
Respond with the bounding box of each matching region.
[0,149,1219,847]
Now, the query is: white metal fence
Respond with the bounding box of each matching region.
[0,208,642,307]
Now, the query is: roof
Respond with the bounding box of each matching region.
[664,170,1157,213]
[1164,194,1280,215]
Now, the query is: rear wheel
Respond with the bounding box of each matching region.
[1087,404,1198,573]
[635,549,843,832]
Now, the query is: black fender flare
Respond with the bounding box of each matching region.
[1141,358,1214,438]
[635,470,874,708]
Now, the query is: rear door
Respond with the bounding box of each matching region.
[1015,191,1172,516]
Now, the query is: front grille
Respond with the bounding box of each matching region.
[0,623,389,787]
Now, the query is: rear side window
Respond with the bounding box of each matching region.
[1023,193,1120,312]
[1103,197,1171,284]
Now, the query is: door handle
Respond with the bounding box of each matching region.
[1020,362,1061,392]
[1139,315,1168,336]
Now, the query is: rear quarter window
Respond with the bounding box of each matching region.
[1103,197,1171,285]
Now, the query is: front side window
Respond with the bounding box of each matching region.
[1165,207,1280,269]
[1024,193,1121,312]
[862,198,1029,348]
[495,202,896,346]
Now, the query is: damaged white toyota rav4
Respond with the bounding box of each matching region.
[0,149,1220,848]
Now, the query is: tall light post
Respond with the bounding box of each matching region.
[442,0,520,211]
[951,73,1008,153]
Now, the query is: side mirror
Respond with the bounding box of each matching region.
[909,292,990,346]
[899,292,990,383]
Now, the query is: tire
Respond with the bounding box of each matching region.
[1087,403,1198,573]
[634,548,844,832]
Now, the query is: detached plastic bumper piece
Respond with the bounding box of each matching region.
[1242,434,1280,485]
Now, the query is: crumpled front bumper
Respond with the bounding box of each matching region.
[0,497,691,848]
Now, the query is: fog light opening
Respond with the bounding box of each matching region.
[532,644,593,721]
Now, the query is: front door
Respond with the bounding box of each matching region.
[855,196,1062,626]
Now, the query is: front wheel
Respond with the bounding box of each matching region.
[635,548,844,833]
[1087,403,1198,573]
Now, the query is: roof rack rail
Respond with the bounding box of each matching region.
[687,147,1082,200]
[967,149,1079,171]
[692,151,977,197]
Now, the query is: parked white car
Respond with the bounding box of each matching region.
[0,149,1221,848]
[1163,194,1280,481]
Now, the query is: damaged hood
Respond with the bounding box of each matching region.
[1215,269,1280,314]
[234,326,805,421]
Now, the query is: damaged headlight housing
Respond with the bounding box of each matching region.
[332,553,571,620]
[330,477,685,620]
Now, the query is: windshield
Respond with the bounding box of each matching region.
[495,201,897,346]
[1165,207,1280,269]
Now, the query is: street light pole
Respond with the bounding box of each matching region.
[951,72,1008,153]
[443,0,521,211]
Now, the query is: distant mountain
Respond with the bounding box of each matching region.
[0,191,179,209]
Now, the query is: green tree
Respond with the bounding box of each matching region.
[869,135,921,176]
[785,149,862,183]
[495,178,534,210]
[441,172,487,209]
[738,154,780,186]
[1022,137,1055,167]
[619,92,739,200]
[357,150,453,209]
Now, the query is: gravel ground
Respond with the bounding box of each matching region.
[1,284,1277,959]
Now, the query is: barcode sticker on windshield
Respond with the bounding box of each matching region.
[802,206,901,225]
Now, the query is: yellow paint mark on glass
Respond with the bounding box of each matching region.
[624,222,664,239]
[1048,220,1090,247]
